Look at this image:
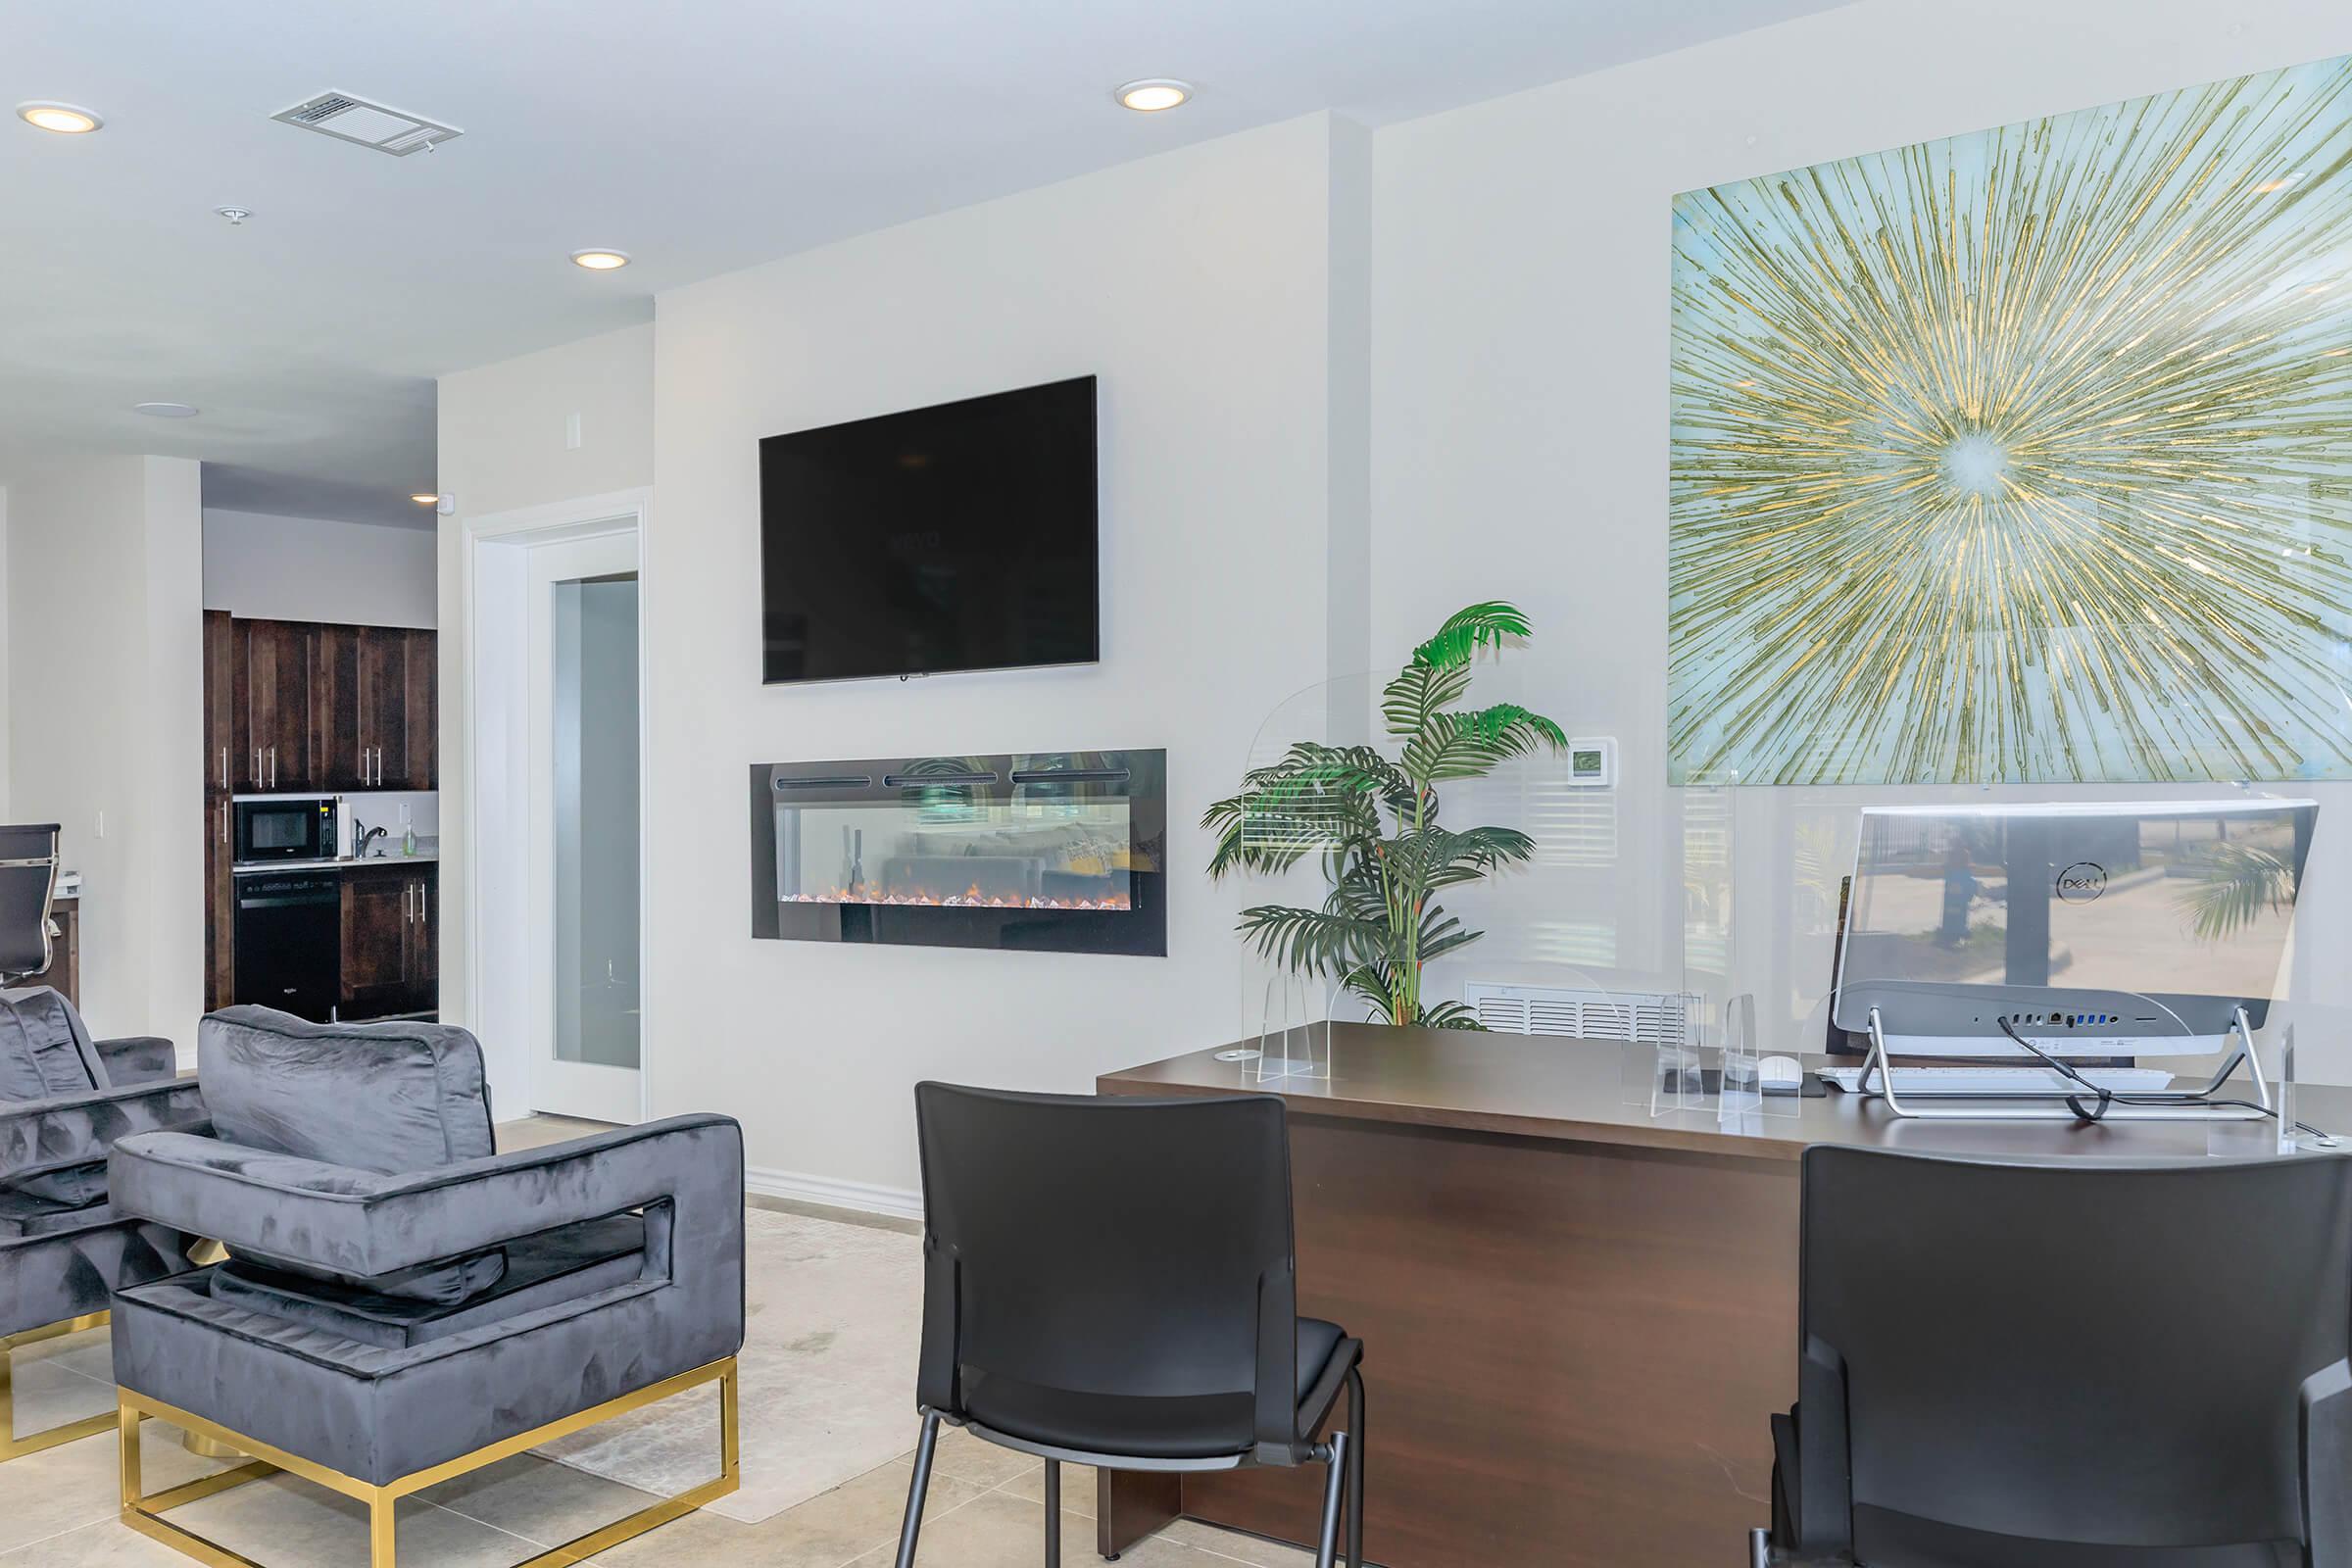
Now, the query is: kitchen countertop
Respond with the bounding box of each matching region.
[231,853,438,875]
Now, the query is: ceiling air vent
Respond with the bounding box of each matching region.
[270,92,461,156]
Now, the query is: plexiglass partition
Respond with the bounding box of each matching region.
[1212,613,2352,1149]
[1220,659,1737,1109]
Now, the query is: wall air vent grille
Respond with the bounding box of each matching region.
[271,92,462,156]
[1465,982,1693,1048]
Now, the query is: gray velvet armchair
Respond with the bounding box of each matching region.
[106,1006,745,1568]
[0,986,202,1460]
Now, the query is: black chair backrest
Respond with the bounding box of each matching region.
[913,1084,1298,1424]
[1799,1145,2352,1560]
[0,824,60,982]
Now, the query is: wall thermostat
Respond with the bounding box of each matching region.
[1567,736,1616,787]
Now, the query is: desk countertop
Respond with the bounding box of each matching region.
[1101,1022,2352,1163]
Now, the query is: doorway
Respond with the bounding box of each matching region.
[466,500,647,1123]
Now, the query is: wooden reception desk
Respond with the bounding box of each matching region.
[1095,1024,2349,1567]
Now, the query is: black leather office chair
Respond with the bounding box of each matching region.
[1755,1145,2352,1567]
[897,1084,1365,1568]
[0,825,60,986]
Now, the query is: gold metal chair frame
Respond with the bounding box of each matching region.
[120,1354,739,1568]
[0,1309,113,1459]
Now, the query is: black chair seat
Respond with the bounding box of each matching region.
[962,1317,1348,1459]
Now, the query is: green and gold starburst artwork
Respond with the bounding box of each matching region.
[1670,55,2352,784]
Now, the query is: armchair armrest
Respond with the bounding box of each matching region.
[110,1113,744,1282]
[95,1034,178,1087]
[0,1075,208,1183]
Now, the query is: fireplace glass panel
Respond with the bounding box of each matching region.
[775,788,1136,910]
[752,751,1166,955]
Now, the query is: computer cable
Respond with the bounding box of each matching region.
[1995,1015,2335,1144]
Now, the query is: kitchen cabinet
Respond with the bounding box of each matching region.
[339,861,437,1018]
[315,625,437,791]
[235,618,318,791]
[203,611,235,1009]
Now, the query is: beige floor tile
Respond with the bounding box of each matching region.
[1157,1517,1321,1565]
[844,1488,1203,1567]
[494,1114,615,1153]
[591,1453,982,1566]
[0,1421,226,1553]
[923,1423,1041,1489]
[995,1458,1100,1519]
[7,1356,114,1443]
[420,1452,665,1546]
[0,1519,189,1565]
[163,1471,538,1567]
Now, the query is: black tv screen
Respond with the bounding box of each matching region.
[759,375,1099,683]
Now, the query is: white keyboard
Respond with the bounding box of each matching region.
[1823,1065,2177,1098]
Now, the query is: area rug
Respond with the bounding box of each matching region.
[534,1205,924,1523]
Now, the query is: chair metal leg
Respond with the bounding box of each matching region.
[1313,1431,1349,1568]
[1749,1525,1773,1567]
[1345,1367,1365,1568]
[1044,1457,1061,1565]
[369,1491,397,1568]
[895,1411,942,1568]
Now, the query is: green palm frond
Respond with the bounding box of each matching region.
[1212,601,1562,1032]
[2176,843,2297,941]
[1380,658,1475,742]
[1236,904,1386,977]
[1399,703,1570,781]
[1410,602,1533,669]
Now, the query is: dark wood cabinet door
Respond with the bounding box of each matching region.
[358,628,411,789]
[203,611,235,795]
[396,630,437,789]
[240,619,317,791]
[405,869,438,1007]
[312,624,366,791]
[205,794,233,1010]
[340,869,413,1014]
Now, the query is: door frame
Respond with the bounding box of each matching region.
[461,489,652,1123]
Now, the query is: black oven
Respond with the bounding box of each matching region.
[233,797,338,863]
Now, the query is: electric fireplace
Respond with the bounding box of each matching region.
[750,750,1165,955]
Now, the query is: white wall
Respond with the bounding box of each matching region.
[6,456,205,1045]
[1368,0,2352,1076]
[649,113,1354,1199]
[202,508,437,628]
[435,323,656,1043]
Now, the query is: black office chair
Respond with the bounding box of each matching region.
[0,825,61,986]
[1755,1145,2352,1567]
[897,1084,1365,1567]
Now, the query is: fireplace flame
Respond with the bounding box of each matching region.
[781,881,1131,911]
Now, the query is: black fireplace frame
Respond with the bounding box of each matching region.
[749,749,1166,956]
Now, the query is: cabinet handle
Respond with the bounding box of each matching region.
[220,747,228,791]
[219,800,228,844]
[267,746,276,789]
[252,747,261,785]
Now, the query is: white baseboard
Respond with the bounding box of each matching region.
[744,1164,924,1223]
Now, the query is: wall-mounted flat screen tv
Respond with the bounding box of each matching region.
[759,375,1099,684]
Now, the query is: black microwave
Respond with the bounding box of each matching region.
[234,797,338,863]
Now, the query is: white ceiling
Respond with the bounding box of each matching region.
[2,0,1834,528]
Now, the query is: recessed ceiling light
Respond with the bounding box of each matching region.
[17,101,103,134]
[570,248,630,270]
[132,401,198,418]
[1115,78,1193,113]
[410,492,440,506]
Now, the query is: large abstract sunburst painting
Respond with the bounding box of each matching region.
[1670,56,2352,784]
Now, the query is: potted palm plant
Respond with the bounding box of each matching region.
[1203,602,1567,1028]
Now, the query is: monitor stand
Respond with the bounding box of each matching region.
[1857,1005,2272,1123]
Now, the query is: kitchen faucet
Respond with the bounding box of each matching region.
[353,818,388,859]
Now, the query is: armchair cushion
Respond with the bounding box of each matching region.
[0,987,103,1104]
[209,1212,647,1349]
[0,1189,111,1240]
[197,1008,504,1302]
[200,1008,496,1172]
[94,1034,177,1087]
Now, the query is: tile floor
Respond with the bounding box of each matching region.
[0,1117,1315,1568]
